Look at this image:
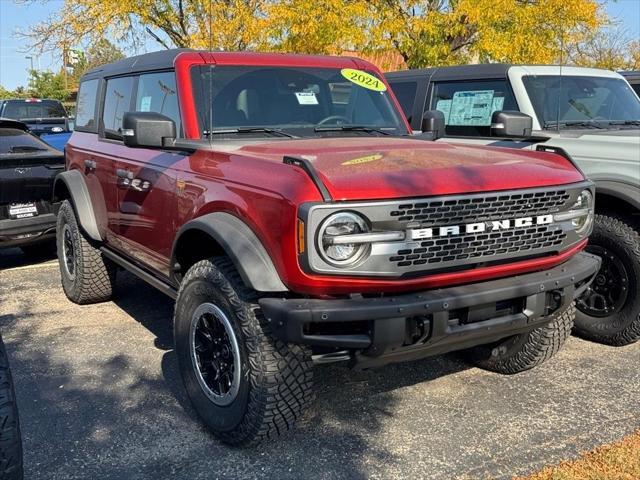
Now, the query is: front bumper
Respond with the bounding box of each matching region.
[0,213,57,248]
[260,252,601,368]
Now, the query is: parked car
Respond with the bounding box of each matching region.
[0,99,70,136]
[0,118,64,254]
[54,50,600,445]
[387,64,640,347]
[620,70,640,96]
[40,131,72,152]
[0,334,23,480]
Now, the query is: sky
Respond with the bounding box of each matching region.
[1,0,639,90]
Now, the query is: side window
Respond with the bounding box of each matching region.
[135,71,182,135]
[102,76,134,137]
[75,79,99,131]
[389,81,417,120]
[429,80,518,136]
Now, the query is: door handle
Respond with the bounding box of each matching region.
[116,168,133,180]
[84,159,96,171]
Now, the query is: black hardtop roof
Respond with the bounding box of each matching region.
[386,64,512,81]
[620,71,640,81]
[82,48,194,80]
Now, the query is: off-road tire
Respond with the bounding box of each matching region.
[467,303,575,374]
[0,335,23,480]
[574,215,640,346]
[56,200,116,305]
[174,257,314,446]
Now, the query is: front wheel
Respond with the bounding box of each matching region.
[173,257,313,446]
[466,303,575,374]
[574,215,640,346]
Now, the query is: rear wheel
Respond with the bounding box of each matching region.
[467,303,575,374]
[574,215,640,346]
[173,257,314,446]
[56,200,116,304]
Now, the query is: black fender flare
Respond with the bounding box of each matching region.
[172,212,288,293]
[593,179,640,211]
[53,170,102,242]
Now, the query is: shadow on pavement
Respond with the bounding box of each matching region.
[0,245,57,270]
[0,270,471,479]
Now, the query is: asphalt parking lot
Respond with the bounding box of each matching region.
[0,248,639,480]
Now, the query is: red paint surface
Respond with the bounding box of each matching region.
[66,51,587,296]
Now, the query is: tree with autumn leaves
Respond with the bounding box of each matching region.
[15,0,639,73]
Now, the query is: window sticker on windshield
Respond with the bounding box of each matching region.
[492,96,505,112]
[295,92,319,105]
[340,69,387,92]
[448,90,495,126]
[435,99,452,123]
[140,96,152,112]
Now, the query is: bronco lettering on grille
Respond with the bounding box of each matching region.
[410,214,554,240]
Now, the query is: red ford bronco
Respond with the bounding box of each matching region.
[54,50,600,445]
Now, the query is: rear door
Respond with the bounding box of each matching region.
[110,71,184,277]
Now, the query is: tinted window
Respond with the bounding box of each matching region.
[75,79,99,130]
[135,71,182,135]
[0,128,49,155]
[102,76,134,136]
[389,81,417,120]
[522,75,640,128]
[430,80,518,136]
[2,100,66,120]
[631,83,640,97]
[191,65,406,138]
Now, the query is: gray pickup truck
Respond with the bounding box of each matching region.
[387,64,640,346]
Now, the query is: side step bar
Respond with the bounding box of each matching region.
[100,248,178,299]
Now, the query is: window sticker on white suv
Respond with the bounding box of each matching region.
[436,90,503,126]
[295,92,319,105]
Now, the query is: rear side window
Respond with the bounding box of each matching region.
[1,100,66,120]
[389,81,417,120]
[135,71,181,135]
[429,80,518,136]
[102,76,134,137]
[75,79,99,130]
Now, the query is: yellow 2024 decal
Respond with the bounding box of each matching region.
[342,154,383,166]
[340,69,387,92]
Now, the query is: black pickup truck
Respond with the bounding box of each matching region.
[0,118,64,254]
[0,99,70,137]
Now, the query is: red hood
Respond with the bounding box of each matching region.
[237,137,584,200]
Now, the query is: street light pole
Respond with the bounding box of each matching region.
[25,55,34,71]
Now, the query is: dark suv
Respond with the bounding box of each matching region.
[54,50,600,445]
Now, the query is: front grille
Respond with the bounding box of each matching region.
[390,190,571,226]
[389,224,565,267]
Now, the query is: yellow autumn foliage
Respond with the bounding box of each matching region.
[19,0,608,69]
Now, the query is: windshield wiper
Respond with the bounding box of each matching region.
[8,145,48,152]
[206,127,297,138]
[543,121,605,130]
[314,125,394,135]
[607,120,640,126]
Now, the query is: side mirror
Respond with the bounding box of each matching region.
[491,111,532,138]
[122,111,176,149]
[421,110,446,140]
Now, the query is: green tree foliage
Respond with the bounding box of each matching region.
[26,70,68,100]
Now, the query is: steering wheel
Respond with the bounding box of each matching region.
[317,115,351,126]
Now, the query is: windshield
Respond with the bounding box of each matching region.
[190,65,407,138]
[522,75,640,129]
[2,100,67,120]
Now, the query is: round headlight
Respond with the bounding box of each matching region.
[317,212,370,267]
[572,189,594,233]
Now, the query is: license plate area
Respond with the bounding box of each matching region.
[9,202,39,219]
